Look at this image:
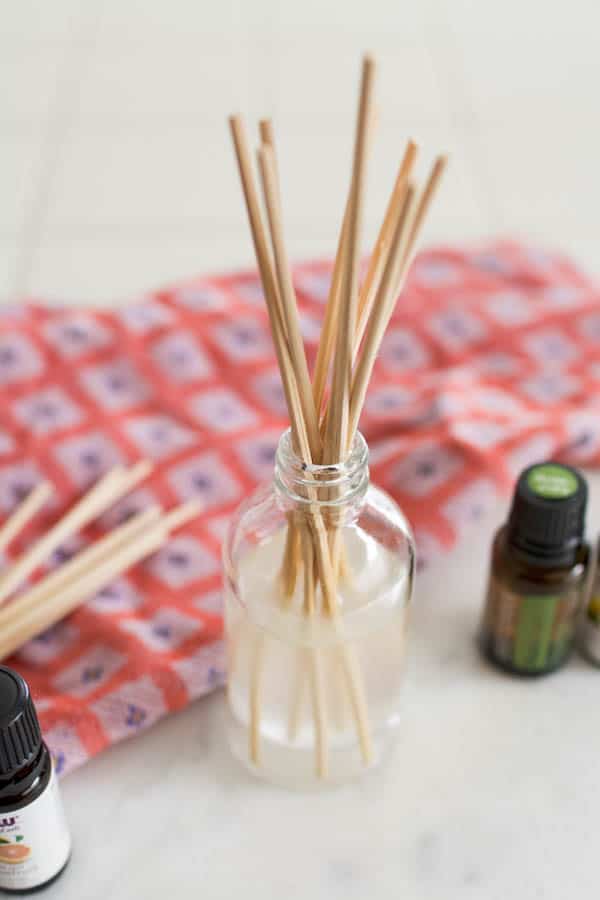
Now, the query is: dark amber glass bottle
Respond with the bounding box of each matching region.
[480,462,590,676]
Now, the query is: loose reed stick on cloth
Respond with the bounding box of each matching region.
[0,461,152,605]
[0,482,53,556]
[0,507,162,628]
[0,501,201,662]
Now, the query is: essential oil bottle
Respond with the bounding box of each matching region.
[0,666,71,893]
[578,536,600,666]
[479,462,590,676]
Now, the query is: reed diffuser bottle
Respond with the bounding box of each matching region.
[223,55,445,784]
[224,430,415,785]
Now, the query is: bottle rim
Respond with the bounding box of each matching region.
[274,428,369,507]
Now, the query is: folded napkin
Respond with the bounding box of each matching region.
[1,241,598,775]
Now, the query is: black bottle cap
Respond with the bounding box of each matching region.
[507,462,588,566]
[0,667,42,777]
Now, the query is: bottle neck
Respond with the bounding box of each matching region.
[274,429,369,513]
[506,520,583,569]
[0,743,51,811]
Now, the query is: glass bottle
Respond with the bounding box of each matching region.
[0,665,71,893]
[223,429,415,787]
[479,462,590,676]
[578,537,600,666]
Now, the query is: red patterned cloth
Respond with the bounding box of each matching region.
[0,241,598,775]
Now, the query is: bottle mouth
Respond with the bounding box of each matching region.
[274,428,369,507]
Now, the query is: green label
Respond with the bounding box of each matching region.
[513,594,559,671]
[527,464,578,499]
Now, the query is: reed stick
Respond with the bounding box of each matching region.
[229,116,338,610]
[280,520,301,600]
[302,525,329,778]
[349,155,447,439]
[319,57,376,636]
[259,119,278,183]
[230,116,341,764]
[403,155,448,263]
[229,55,446,780]
[348,184,417,439]
[312,204,349,421]
[353,139,418,353]
[0,508,162,628]
[258,144,321,460]
[229,117,308,456]
[0,461,152,605]
[0,482,53,556]
[288,653,307,742]
[230,127,331,600]
[323,55,375,465]
[258,138,326,599]
[249,632,266,766]
[312,100,380,421]
[0,501,200,661]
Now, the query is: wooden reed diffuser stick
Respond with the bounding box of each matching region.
[228,53,446,780]
[0,482,53,556]
[349,156,447,439]
[0,508,162,629]
[323,56,375,465]
[230,115,341,768]
[0,502,200,662]
[348,183,417,439]
[354,139,418,352]
[0,461,152,606]
[258,144,321,459]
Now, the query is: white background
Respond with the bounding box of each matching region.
[3,2,600,897]
[2,0,599,305]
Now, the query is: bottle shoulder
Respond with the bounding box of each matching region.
[224,477,415,579]
[228,478,411,542]
[491,525,590,590]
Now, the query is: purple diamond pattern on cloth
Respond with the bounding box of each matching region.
[172,641,226,696]
[147,535,218,588]
[0,463,48,513]
[189,388,258,434]
[117,299,175,334]
[13,387,84,436]
[173,283,229,312]
[124,415,196,460]
[393,444,463,498]
[151,331,213,383]
[212,316,272,362]
[87,577,145,614]
[90,676,167,742]
[0,334,44,384]
[53,431,124,487]
[17,623,80,666]
[235,431,280,480]
[44,314,113,358]
[167,452,241,509]
[0,241,598,779]
[120,609,202,652]
[53,645,128,698]
[79,359,150,411]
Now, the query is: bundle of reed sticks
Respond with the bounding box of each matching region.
[0,462,200,660]
[229,55,446,777]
